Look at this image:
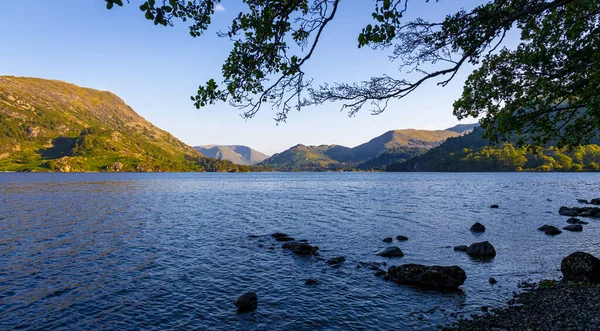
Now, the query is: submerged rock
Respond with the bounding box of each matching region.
[234,292,258,313]
[387,264,466,290]
[396,235,409,241]
[561,252,600,283]
[383,237,393,243]
[305,278,319,285]
[538,224,562,236]
[275,236,295,242]
[326,256,346,266]
[271,232,289,239]
[376,246,404,257]
[470,222,486,233]
[282,241,318,255]
[453,245,468,252]
[466,241,496,259]
[563,224,583,232]
[578,199,589,204]
[359,261,385,270]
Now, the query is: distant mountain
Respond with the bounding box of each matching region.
[0,76,249,172]
[195,145,269,165]
[445,123,479,134]
[387,127,600,172]
[260,129,459,171]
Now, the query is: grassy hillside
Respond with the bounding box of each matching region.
[260,129,459,171]
[195,145,269,165]
[387,127,600,172]
[0,76,249,172]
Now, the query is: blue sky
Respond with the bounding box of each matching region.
[1,0,491,155]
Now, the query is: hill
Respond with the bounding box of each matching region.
[195,145,269,165]
[260,129,459,171]
[387,127,600,172]
[445,123,479,134]
[0,76,249,172]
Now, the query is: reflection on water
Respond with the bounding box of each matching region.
[1,172,599,330]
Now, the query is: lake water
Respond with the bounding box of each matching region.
[1,172,599,330]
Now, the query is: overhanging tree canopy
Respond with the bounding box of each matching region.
[106,0,600,147]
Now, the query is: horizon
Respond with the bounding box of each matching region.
[0,1,489,155]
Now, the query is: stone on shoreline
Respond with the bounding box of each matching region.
[376,246,404,257]
[470,222,486,233]
[282,241,319,255]
[538,224,561,235]
[561,252,600,283]
[466,241,496,259]
[234,292,258,313]
[563,224,583,232]
[387,264,466,290]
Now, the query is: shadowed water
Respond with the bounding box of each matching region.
[0,172,599,330]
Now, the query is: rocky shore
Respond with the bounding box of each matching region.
[442,282,600,330]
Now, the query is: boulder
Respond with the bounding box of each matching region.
[376,246,404,257]
[489,277,498,284]
[282,241,318,255]
[490,204,499,209]
[387,264,466,290]
[453,245,468,252]
[470,222,486,233]
[466,241,496,259]
[234,292,258,313]
[326,256,346,266]
[567,217,581,224]
[396,235,409,241]
[561,252,600,283]
[563,224,583,232]
[383,237,393,243]
[538,224,562,236]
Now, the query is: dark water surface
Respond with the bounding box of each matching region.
[1,173,599,330]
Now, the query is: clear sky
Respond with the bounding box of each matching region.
[1,0,489,155]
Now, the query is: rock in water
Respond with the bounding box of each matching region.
[326,256,346,266]
[490,204,499,209]
[282,241,318,255]
[466,241,496,259]
[578,199,589,204]
[383,237,393,243]
[591,198,600,205]
[234,292,258,313]
[538,224,562,236]
[561,252,600,283]
[305,278,319,285]
[275,236,295,242]
[470,222,486,233]
[387,264,466,290]
[453,245,468,252]
[489,277,498,284]
[396,235,409,241]
[271,232,289,239]
[563,224,583,232]
[567,217,581,224]
[558,206,600,218]
[376,246,404,257]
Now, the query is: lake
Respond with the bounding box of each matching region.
[1,172,599,330]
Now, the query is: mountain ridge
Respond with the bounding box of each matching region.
[195,145,269,165]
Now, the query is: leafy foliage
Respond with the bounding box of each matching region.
[387,127,600,172]
[107,0,600,147]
